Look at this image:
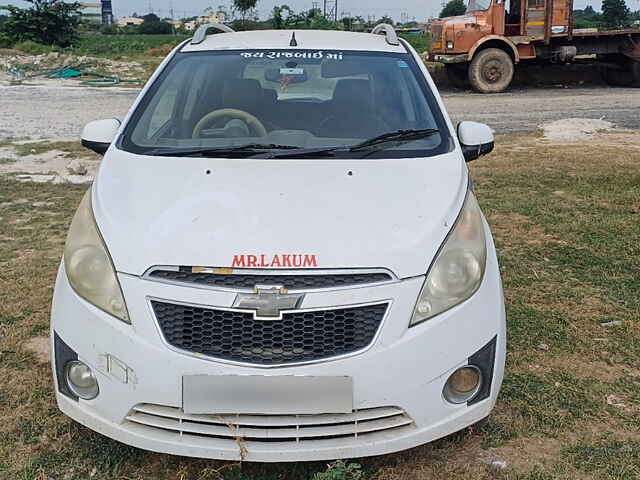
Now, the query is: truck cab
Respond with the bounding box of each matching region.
[430,0,640,93]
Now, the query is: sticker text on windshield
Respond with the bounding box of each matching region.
[240,51,343,60]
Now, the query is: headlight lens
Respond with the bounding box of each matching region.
[411,190,487,326]
[64,191,129,323]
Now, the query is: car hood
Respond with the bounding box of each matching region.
[93,149,468,279]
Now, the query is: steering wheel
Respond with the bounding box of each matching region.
[192,108,268,138]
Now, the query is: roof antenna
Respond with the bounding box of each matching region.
[290,32,298,47]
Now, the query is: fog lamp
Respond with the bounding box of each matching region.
[65,360,99,400]
[443,365,482,404]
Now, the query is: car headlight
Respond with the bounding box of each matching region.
[411,190,487,326]
[64,190,130,323]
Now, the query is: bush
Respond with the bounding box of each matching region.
[1,0,81,47]
[312,461,364,480]
[145,44,175,57]
[0,33,13,48]
[13,40,58,55]
[99,24,119,35]
[67,34,188,56]
[401,33,430,53]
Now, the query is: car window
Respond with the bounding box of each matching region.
[122,49,450,159]
[147,83,179,137]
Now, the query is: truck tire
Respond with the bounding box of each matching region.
[469,48,514,94]
[445,64,470,89]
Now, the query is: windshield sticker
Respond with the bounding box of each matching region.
[280,68,305,75]
[240,51,344,60]
[398,60,409,68]
[232,254,319,268]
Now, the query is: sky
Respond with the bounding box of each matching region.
[0,0,632,22]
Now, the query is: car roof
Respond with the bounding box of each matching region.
[181,29,408,54]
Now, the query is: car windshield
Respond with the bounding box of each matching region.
[121,49,450,159]
[467,0,492,12]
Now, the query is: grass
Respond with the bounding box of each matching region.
[0,132,639,479]
[8,140,100,159]
[70,34,188,57]
[11,34,188,58]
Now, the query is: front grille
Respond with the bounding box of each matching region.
[152,301,388,365]
[148,267,393,291]
[126,404,414,443]
[431,23,443,47]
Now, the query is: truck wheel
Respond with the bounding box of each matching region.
[469,48,514,94]
[445,64,470,89]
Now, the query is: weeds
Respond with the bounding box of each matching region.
[312,461,364,480]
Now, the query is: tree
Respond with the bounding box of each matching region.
[271,5,293,29]
[142,13,160,23]
[602,0,630,27]
[440,0,466,18]
[377,15,395,25]
[139,13,173,34]
[573,5,604,28]
[1,0,81,47]
[233,0,258,23]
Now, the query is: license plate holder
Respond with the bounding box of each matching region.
[183,375,353,415]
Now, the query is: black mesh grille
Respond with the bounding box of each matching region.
[152,301,388,365]
[148,268,392,291]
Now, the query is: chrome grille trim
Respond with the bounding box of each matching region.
[143,266,398,293]
[126,404,414,443]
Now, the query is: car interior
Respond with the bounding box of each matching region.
[130,52,440,149]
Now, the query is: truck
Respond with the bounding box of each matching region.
[428,0,640,93]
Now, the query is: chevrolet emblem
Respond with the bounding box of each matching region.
[232,285,304,320]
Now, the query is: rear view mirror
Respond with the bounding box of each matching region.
[457,121,494,162]
[81,119,121,155]
[265,67,308,84]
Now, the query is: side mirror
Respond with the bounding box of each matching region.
[457,121,494,162]
[81,119,121,155]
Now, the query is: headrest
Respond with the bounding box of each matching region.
[222,79,264,111]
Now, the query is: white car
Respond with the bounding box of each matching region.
[52,24,506,462]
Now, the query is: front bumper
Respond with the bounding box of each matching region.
[429,53,470,64]
[51,241,506,462]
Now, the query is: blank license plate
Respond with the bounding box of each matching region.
[183,375,353,415]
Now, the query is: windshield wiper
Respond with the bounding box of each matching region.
[148,144,300,157]
[257,129,441,159]
[348,129,440,152]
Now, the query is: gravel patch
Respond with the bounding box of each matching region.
[541,118,615,142]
